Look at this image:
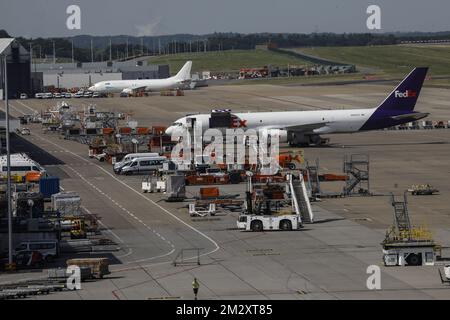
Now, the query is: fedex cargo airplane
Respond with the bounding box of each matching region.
[88,61,192,95]
[165,67,429,146]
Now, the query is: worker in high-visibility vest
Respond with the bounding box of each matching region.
[192,278,199,300]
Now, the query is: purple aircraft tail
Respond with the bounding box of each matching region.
[360,67,429,131]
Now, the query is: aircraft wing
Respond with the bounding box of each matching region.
[283,121,330,133]
[122,86,147,93]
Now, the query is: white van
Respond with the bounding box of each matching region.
[113,153,159,173]
[15,240,59,261]
[120,156,167,175]
[0,153,46,178]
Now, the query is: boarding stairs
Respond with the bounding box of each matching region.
[391,193,411,233]
[288,174,314,223]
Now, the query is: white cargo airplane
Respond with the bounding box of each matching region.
[88,61,192,95]
[165,67,429,146]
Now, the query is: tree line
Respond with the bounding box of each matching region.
[1,29,449,63]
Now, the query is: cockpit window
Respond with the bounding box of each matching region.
[172,122,182,126]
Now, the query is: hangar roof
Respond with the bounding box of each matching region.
[0,38,15,55]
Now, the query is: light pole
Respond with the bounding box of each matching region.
[131,138,138,153]
[53,40,56,64]
[71,39,74,64]
[3,54,12,267]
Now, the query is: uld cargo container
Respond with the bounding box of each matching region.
[39,176,60,199]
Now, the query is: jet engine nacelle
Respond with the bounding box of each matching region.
[259,129,288,144]
[122,88,133,94]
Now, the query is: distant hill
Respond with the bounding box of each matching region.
[71,34,208,49]
[0,29,11,38]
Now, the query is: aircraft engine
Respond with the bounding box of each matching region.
[259,129,288,144]
[121,88,133,94]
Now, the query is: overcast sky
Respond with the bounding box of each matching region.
[1,0,450,37]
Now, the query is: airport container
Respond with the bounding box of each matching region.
[119,127,132,134]
[66,258,110,279]
[102,128,114,135]
[136,127,150,135]
[51,192,81,216]
[186,175,215,185]
[48,266,92,281]
[214,175,229,184]
[68,128,80,135]
[200,187,220,199]
[85,128,99,135]
[39,176,60,199]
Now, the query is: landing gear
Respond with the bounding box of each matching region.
[288,132,329,147]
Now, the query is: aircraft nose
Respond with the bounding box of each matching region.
[165,126,173,135]
[88,86,96,91]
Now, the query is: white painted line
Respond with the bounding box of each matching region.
[15,100,39,113]
[22,103,219,261]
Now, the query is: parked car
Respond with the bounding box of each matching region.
[20,127,31,135]
[120,156,167,175]
[14,251,44,268]
[14,240,59,262]
[92,92,101,98]
[83,92,92,98]
[35,93,44,99]
[64,92,72,98]
[20,93,28,99]
[120,92,129,97]
[43,92,53,99]
[113,153,160,174]
[53,92,62,98]
[74,92,83,98]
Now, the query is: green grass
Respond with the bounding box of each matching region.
[148,49,311,74]
[228,73,371,86]
[298,45,450,76]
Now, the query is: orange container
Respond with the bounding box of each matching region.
[214,176,229,184]
[119,127,132,134]
[200,187,220,199]
[25,171,41,183]
[102,128,114,135]
[136,127,150,135]
[321,174,348,182]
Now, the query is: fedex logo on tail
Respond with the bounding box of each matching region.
[394,90,417,98]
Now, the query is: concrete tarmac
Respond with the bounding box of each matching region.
[3,81,450,299]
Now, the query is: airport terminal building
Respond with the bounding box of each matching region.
[35,59,170,90]
[0,38,32,99]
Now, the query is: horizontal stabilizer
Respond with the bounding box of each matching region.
[391,112,429,121]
